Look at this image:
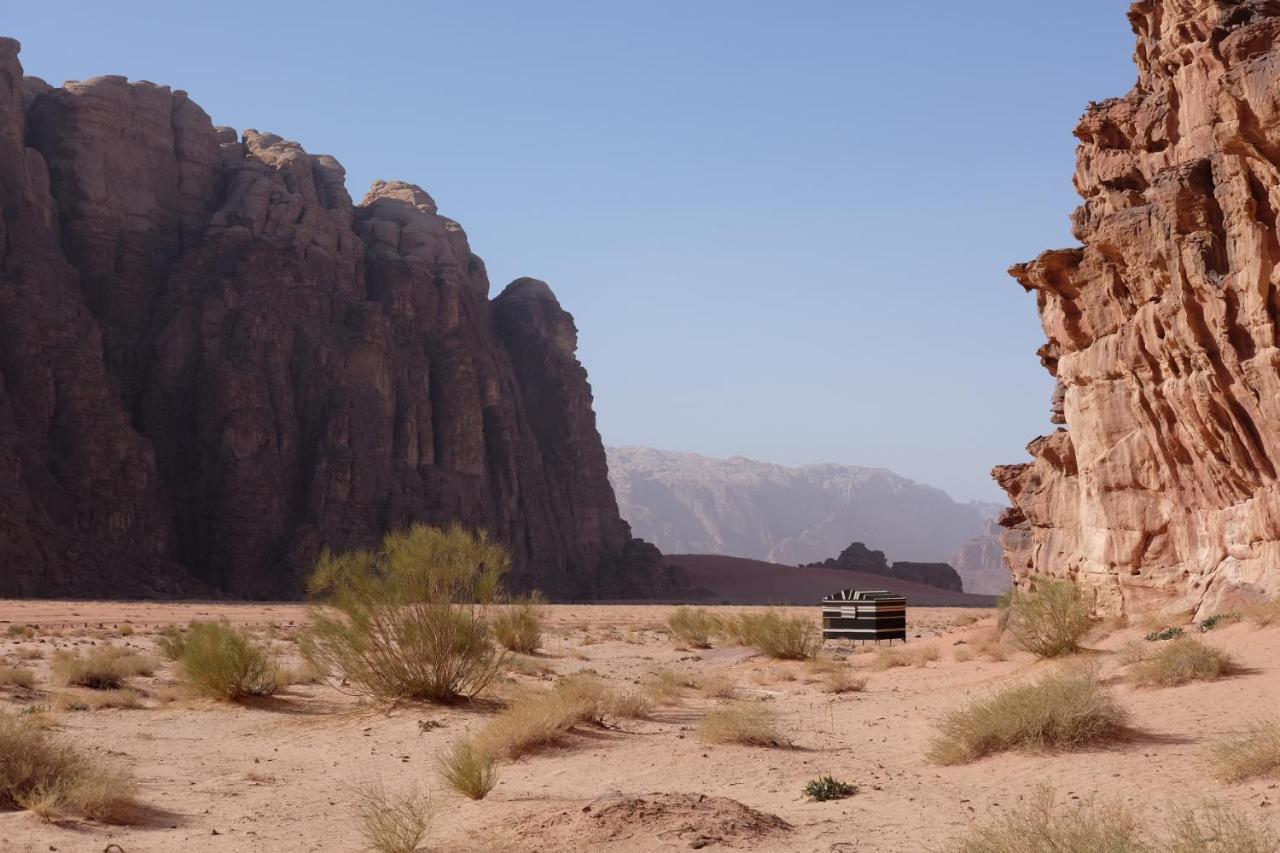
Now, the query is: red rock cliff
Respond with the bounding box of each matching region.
[0,39,681,599]
[997,0,1280,616]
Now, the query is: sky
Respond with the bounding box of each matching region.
[7,1,1138,503]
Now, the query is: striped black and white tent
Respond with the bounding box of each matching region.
[821,589,907,644]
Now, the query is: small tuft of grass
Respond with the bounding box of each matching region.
[351,782,431,853]
[667,607,720,649]
[818,667,867,694]
[492,595,545,655]
[53,688,143,711]
[1210,721,1280,782]
[178,621,278,700]
[1127,637,1239,688]
[437,740,498,800]
[1145,626,1185,642]
[694,671,739,699]
[697,701,790,747]
[0,664,35,689]
[872,644,940,671]
[927,668,1128,765]
[643,668,698,704]
[803,775,856,801]
[730,611,819,660]
[475,674,634,760]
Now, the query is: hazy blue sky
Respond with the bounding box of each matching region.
[8,1,1136,503]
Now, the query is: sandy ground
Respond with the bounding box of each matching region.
[0,601,1276,852]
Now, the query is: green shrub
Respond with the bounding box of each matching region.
[1199,612,1241,633]
[731,611,818,660]
[1000,579,1093,658]
[437,739,498,800]
[803,775,855,801]
[492,594,545,655]
[304,525,508,703]
[1127,637,1238,687]
[178,622,278,700]
[667,607,720,649]
[927,668,1128,765]
[1145,626,1185,642]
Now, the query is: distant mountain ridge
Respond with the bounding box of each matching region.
[606,446,1012,594]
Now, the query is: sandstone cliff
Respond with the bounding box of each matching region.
[997,0,1280,616]
[0,39,680,599]
[801,542,965,593]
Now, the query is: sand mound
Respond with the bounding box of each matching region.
[513,792,793,849]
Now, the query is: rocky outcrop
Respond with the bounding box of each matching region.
[997,0,1280,616]
[607,446,1005,592]
[951,520,1015,595]
[802,542,965,592]
[0,39,680,599]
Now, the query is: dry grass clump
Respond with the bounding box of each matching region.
[697,701,790,747]
[351,782,431,853]
[695,671,739,699]
[279,659,326,686]
[156,625,187,661]
[5,623,34,638]
[1210,721,1280,782]
[53,688,143,711]
[730,611,818,660]
[643,668,698,704]
[927,668,1128,765]
[178,621,278,700]
[667,607,721,649]
[0,712,138,822]
[872,643,940,671]
[492,594,546,655]
[0,664,35,689]
[818,668,867,694]
[437,739,498,800]
[14,647,44,661]
[475,673,644,761]
[1000,579,1093,658]
[305,525,508,703]
[1127,637,1239,688]
[52,647,155,689]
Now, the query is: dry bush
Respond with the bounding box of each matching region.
[351,781,431,853]
[927,668,1128,765]
[1161,801,1278,852]
[437,739,498,800]
[305,525,508,703]
[643,668,697,704]
[819,668,867,694]
[1127,637,1239,688]
[1000,579,1093,658]
[476,674,627,760]
[52,647,154,689]
[15,647,44,661]
[731,611,818,660]
[1211,721,1280,782]
[872,643,940,671]
[5,624,33,638]
[492,594,546,655]
[695,672,739,699]
[53,688,142,711]
[0,664,35,689]
[178,621,279,700]
[667,607,720,649]
[697,701,790,747]
[116,624,135,637]
[0,712,138,822]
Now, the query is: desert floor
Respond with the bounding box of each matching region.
[0,601,1276,852]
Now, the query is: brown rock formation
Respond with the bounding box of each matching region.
[996,0,1280,616]
[951,520,1015,596]
[803,542,965,592]
[0,39,681,599]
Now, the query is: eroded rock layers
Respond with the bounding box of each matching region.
[996,0,1280,616]
[0,39,680,599]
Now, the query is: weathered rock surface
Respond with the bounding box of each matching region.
[802,542,965,592]
[951,520,1015,595]
[607,446,1008,592]
[0,39,681,599]
[997,0,1280,616]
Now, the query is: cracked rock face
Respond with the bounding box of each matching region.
[997,0,1280,616]
[0,38,680,599]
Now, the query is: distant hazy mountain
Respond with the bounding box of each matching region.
[606,446,1012,594]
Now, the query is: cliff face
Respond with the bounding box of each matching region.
[0,39,679,599]
[996,0,1280,616]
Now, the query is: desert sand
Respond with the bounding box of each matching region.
[0,600,1276,852]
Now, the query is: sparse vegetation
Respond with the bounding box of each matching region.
[1242,598,1280,628]
[53,688,143,711]
[5,624,33,638]
[351,782,431,853]
[1210,721,1280,782]
[803,775,856,801]
[304,524,508,703]
[643,668,698,704]
[1145,626,1185,642]
[819,668,867,694]
[177,621,279,700]
[872,643,940,671]
[0,664,35,689]
[0,712,138,822]
[52,647,154,689]
[437,740,498,800]
[694,671,739,699]
[1199,612,1241,632]
[667,607,720,649]
[729,611,818,660]
[492,594,546,655]
[697,701,790,747]
[157,625,187,660]
[927,668,1128,765]
[1127,637,1239,687]
[999,579,1093,658]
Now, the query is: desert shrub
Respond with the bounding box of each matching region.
[351,782,431,853]
[803,775,855,801]
[5,624,33,638]
[872,644,940,671]
[819,668,867,694]
[0,713,137,822]
[927,668,1128,765]
[731,611,818,660]
[643,668,698,704]
[157,625,187,661]
[1210,721,1280,782]
[178,621,278,700]
[52,647,154,690]
[1000,579,1093,658]
[697,701,790,747]
[1145,626,1185,642]
[693,672,738,699]
[1128,637,1238,687]
[946,787,1146,853]
[492,594,546,655]
[1162,801,1277,852]
[0,665,35,689]
[304,524,508,703]
[437,738,498,800]
[53,688,142,711]
[116,624,135,637]
[1200,612,1241,633]
[667,607,720,649]
[475,674,646,760]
